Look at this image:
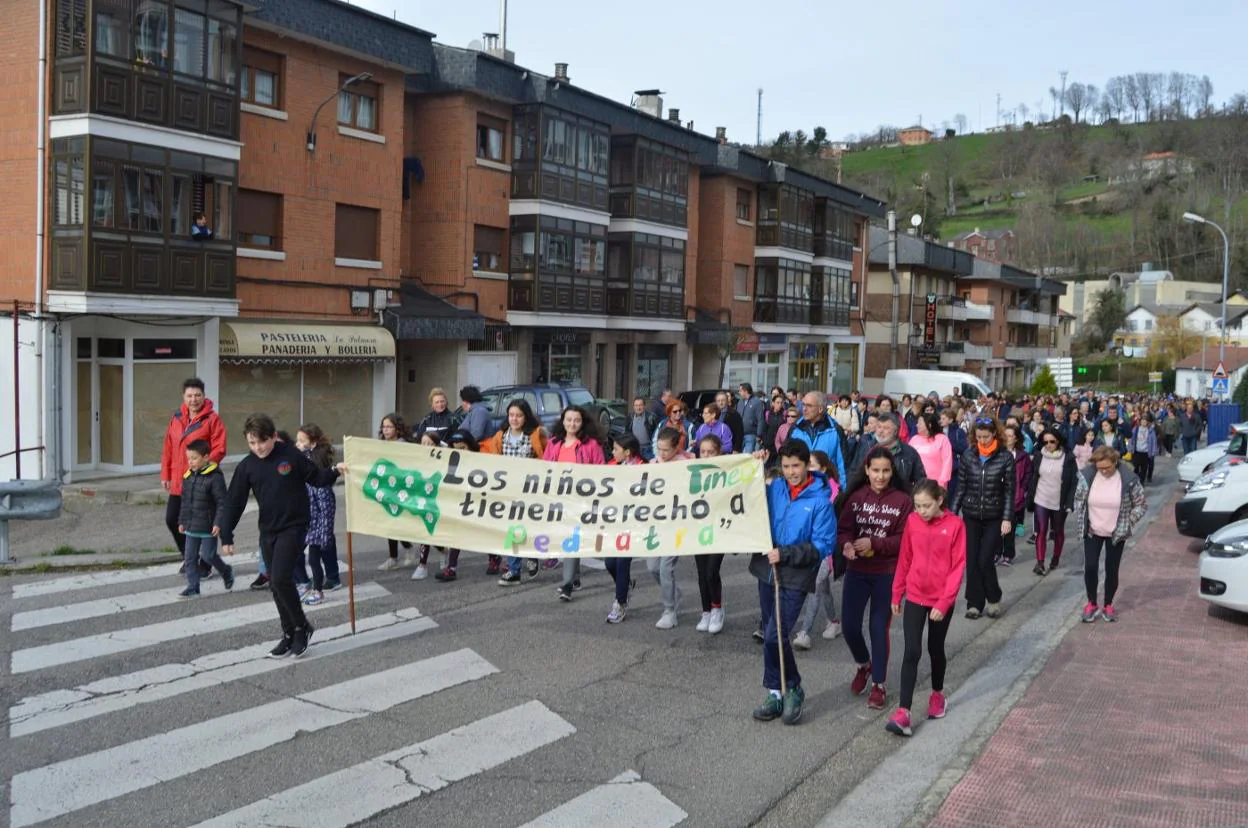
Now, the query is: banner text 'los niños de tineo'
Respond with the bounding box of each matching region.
[342,436,773,557]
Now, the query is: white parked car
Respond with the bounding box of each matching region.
[1205,423,1248,474]
[1178,441,1229,484]
[1200,519,1248,614]
[1176,462,1248,539]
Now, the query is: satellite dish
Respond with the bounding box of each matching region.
[910,214,923,228]
[467,39,483,51]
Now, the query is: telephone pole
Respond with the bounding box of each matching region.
[756,88,763,147]
[1059,71,1068,115]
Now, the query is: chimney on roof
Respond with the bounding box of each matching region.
[633,90,663,119]
[715,126,727,143]
[667,108,680,123]
[554,63,569,82]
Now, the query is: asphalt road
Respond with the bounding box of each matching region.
[0,459,1179,828]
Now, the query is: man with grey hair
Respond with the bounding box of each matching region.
[790,390,847,485]
[843,411,926,499]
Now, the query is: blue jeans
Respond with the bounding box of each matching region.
[841,570,895,685]
[741,434,759,455]
[758,579,806,692]
[184,535,226,591]
[1181,435,1198,454]
[604,557,633,604]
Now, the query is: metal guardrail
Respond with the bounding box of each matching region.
[0,479,63,564]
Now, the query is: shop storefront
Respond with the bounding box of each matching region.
[789,341,829,393]
[831,343,860,395]
[531,330,590,384]
[726,333,786,391]
[217,321,395,452]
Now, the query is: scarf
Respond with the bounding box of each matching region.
[1041,447,1063,460]
[977,438,999,458]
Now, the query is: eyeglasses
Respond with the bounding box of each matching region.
[975,416,995,427]
[1043,439,1058,446]
[786,413,798,420]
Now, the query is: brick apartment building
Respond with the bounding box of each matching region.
[949,227,1017,264]
[864,228,1066,392]
[0,0,884,481]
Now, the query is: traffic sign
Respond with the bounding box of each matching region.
[1213,376,1229,396]
[1148,371,1163,383]
[1214,361,1229,380]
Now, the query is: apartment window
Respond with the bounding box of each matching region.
[206,19,237,85]
[53,154,85,227]
[850,281,860,308]
[241,48,282,107]
[134,2,169,69]
[335,204,379,261]
[93,0,128,58]
[338,76,379,131]
[92,159,115,227]
[736,188,752,221]
[476,115,506,162]
[474,225,505,272]
[238,189,283,249]
[733,264,749,297]
[172,8,206,76]
[56,0,87,56]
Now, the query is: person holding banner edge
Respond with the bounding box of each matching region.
[750,439,837,725]
[543,405,607,602]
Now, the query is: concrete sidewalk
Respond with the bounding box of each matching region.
[927,488,1248,827]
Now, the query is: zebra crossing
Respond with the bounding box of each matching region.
[4,559,690,827]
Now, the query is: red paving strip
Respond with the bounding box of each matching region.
[929,489,1248,828]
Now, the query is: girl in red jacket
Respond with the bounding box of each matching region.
[886,479,967,737]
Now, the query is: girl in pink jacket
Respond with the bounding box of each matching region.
[886,479,966,737]
[908,412,953,488]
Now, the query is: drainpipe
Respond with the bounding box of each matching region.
[34,0,49,478]
[888,210,899,370]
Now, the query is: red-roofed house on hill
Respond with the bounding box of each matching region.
[949,228,1017,264]
[898,126,933,146]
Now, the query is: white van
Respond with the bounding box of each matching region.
[883,369,991,401]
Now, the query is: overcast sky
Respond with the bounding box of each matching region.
[353,0,1247,142]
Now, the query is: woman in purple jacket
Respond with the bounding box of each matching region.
[694,401,734,455]
[1000,425,1032,567]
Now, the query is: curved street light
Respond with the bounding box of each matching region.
[1182,211,1232,391]
[306,72,374,152]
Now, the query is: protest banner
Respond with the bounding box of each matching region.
[342,436,773,558]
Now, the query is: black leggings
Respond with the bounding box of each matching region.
[1084,535,1125,606]
[386,539,413,560]
[899,600,952,710]
[1131,452,1151,483]
[1001,508,1024,560]
[694,553,725,611]
[604,557,633,604]
[963,516,1004,610]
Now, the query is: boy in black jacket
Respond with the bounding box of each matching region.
[220,414,341,658]
[177,439,234,597]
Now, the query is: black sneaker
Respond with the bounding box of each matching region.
[572,579,583,591]
[524,560,540,579]
[200,566,215,580]
[753,693,783,722]
[782,685,806,725]
[558,584,574,602]
[250,574,270,591]
[222,565,235,590]
[177,587,199,599]
[1033,562,1048,576]
[291,623,314,658]
[268,637,294,658]
[498,571,521,586]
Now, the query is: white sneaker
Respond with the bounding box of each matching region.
[822,620,842,640]
[401,552,417,567]
[792,630,813,650]
[708,607,725,634]
[607,601,626,624]
[655,610,678,630]
[378,558,398,571]
[411,564,428,580]
[696,612,712,632]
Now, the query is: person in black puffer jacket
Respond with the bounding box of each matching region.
[414,387,457,445]
[950,417,1015,620]
[176,438,233,596]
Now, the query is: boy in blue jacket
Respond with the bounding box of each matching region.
[749,439,837,725]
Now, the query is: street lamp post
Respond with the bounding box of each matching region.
[1183,211,1232,396]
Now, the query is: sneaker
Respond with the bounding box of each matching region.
[249,574,270,591]
[291,623,314,658]
[433,567,457,582]
[177,587,199,599]
[222,565,234,591]
[927,691,947,720]
[607,601,627,624]
[965,607,981,620]
[324,579,342,591]
[296,583,310,599]
[411,564,428,581]
[525,560,541,579]
[753,693,783,722]
[885,708,913,736]
[1102,604,1118,622]
[378,558,399,571]
[572,579,583,591]
[498,571,522,586]
[782,685,806,725]
[822,620,842,640]
[993,555,1003,566]
[1026,533,1037,544]
[1081,602,1099,623]
[867,683,887,710]
[985,602,1003,619]
[401,551,417,568]
[200,565,214,579]
[792,630,813,651]
[655,610,678,629]
[708,607,725,635]
[302,590,323,606]
[557,583,573,602]
[1048,559,1060,571]
[851,663,872,696]
[267,637,293,658]
[486,559,501,576]
[752,627,765,643]
[1000,557,1014,568]
[1033,562,1048,576]
[696,612,712,632]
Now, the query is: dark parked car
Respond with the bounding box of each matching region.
[679,389,733,414]
[480,384,627,439]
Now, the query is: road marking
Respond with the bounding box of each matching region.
[518,770,688,828]
[11,554,262,600]
[192,700,575,828]
[10,581,389,674]
[9,648,499,828]
[10,608,433,737]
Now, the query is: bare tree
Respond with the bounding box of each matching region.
[1049,86,1061,121]
[954,113,968,135]
[1104,76,1126,120]
[1065,82,1089,123]
[1167,71,1189,118]
[1124,74,1141,121]
[1136,72,1157,120]
[1096,96,1114,124]
[1196,75,1214,115]
[1017,102,1030,124]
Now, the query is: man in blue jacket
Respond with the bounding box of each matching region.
[749,439,837,725]
[790,390,848,486]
